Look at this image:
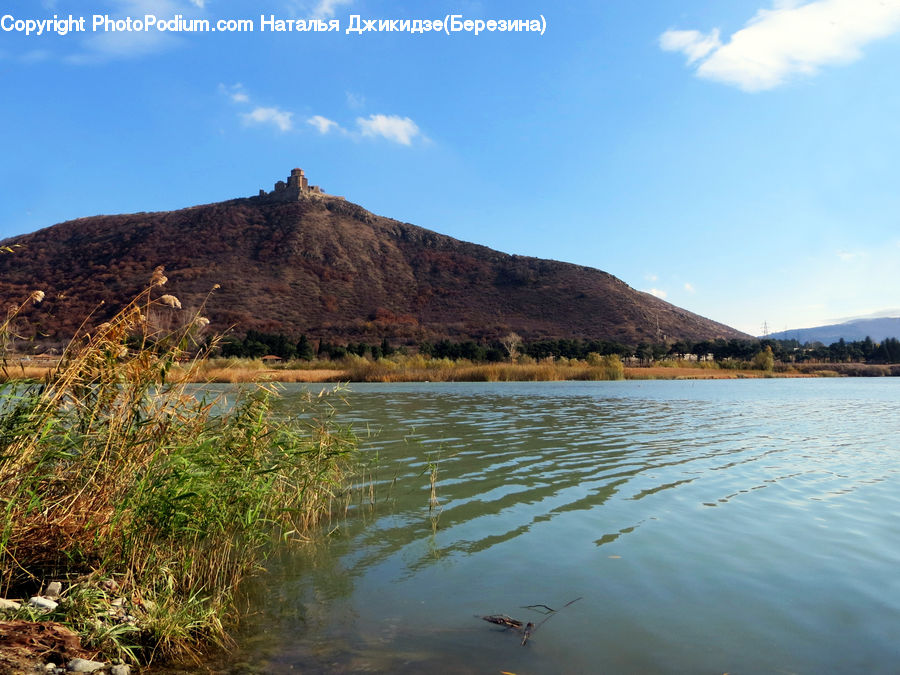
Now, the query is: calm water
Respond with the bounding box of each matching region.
[228,379,900,674]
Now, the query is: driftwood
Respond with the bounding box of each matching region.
[481,615,535,645]
[481,597,581,646]
[482,615,525,630]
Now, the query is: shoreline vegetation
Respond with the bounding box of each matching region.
[172,357,900,382]
[6,353,900,386]
[0,274,359,672]
[9,322,900,388]
[195,354,899,381]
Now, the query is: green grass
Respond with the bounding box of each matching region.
[0,271,357,664]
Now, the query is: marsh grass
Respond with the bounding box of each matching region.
[0,273,357,663]
[653,359,720,369]
[788,362,900,377]
[336,352,625,382]
[184,365,345,384]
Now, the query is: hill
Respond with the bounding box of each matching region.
[0,169,748,349]
[767,317,900,345]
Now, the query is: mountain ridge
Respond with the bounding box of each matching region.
[0,178,749,348]
[767,317,900,344]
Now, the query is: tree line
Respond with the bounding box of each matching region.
[634,336,900,364]
[220,330,395,361]
[216,330,900,365]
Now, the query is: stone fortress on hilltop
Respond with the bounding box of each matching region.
[257,167,328,202]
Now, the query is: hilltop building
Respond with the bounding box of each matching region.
[258,168,325,202]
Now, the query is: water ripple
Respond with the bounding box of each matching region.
[237,380,900,674]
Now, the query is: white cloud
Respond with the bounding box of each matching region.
[647,288,668,299]
[660,0,900,91]
[644,273,659,282]
[659,29,721,64]
[66,0,199,63]
[356,114,421,145]
[219,83,249,103]
[684,282,696,293]
[222,86,296,134]
[308,115,340,134]
[242,106,294,132]
[228,102,421,144]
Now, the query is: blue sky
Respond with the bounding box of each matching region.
[2,0,899,336]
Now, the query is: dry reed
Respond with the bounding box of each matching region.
[0,272,357,663]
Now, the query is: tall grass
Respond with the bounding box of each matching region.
[337,352,625,382]
[0,271,356,662]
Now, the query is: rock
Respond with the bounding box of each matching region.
[110,665,131,675]
[45,581,63,598]
[28,596,59,611]
[66,658,107,672]
[100,578,120,592]
[0,597,22,610]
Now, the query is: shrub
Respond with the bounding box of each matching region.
[752,346,775,371]
[0,272,356,662]
[586,353,625,380]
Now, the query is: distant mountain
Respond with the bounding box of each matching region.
[767,317,900,344]
[0,169,749,347]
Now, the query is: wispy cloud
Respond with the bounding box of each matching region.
[310,0,353,18]
[21,50,53,64]
[684,282,696,293]
[308,115,340,134]
[325,114,426,145]
[836,250,865,261]
[287,0,353,19]
[659,29,721,65]
[356,114,422,145]
[221,84,293,133]
[221,85,422,144]
[647,288,668,299]
[219,83,249,103]
[345,91,366,109]
[660,0,900,91]
[66,0,195,63]
[60,0,223,64]
[242,107,294,132]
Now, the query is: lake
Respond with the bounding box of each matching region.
[225,379,900,674]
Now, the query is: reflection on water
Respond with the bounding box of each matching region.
[223,380,900,673]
